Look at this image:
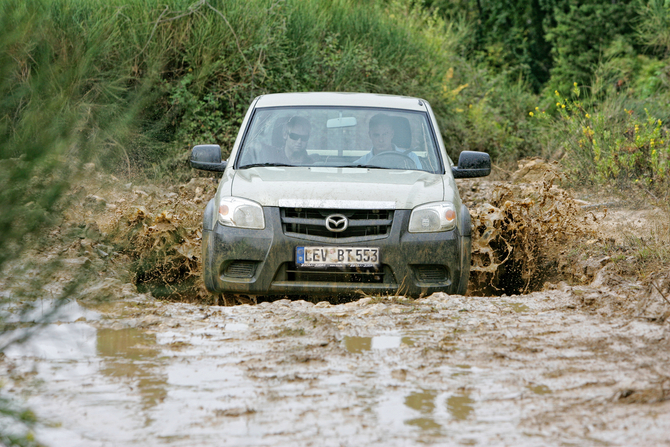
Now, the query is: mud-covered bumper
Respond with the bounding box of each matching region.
[202,207,467,298]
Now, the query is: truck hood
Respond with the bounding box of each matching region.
[231,167,445,209]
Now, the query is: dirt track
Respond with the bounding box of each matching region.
[3,287,669,446]
[1,164,669,446]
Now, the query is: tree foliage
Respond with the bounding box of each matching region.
[422,0,639,93]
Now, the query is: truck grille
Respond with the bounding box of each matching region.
[281,208,393,241]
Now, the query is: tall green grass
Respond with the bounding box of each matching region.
[1,0,539,179]
[1,0,146,266]
[1,2,154,442]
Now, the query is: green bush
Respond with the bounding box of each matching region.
[26,0,473,172]
[535,85,670,194]
[544,0,637,96]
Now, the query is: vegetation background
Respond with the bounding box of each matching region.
[1,0,670,444]
[4,0,670,191]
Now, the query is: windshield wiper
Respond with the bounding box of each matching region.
[323,164,380,169]
[239,162,294,169]
[339,164,396,170]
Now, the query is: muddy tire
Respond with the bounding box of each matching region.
[457,205,472,296]
[202,232,218,293]
[202,199,219,293]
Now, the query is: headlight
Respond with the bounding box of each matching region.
[218,197,265,229]
[408,202,457,233]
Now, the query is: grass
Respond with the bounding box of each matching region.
[5,0,549,181]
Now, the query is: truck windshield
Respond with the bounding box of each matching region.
[236,107,443,173]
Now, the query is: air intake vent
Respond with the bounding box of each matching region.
[414,265,449,283]
[223,261,257,278]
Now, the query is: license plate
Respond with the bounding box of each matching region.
[296,246,380,268]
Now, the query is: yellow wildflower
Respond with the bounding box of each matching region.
[561,104,565,109]
[555,90,560,96]
[585,113,590,119]
[529,111,534,117]
[573,82,578,87]
[535,107,539,111]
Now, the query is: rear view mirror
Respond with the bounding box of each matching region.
[327,116,357,128]
[451,151,491,178]
[190,144,227,172]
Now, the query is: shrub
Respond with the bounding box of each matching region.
[536,84,670,195]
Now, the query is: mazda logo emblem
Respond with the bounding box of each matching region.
[325,214,348,232]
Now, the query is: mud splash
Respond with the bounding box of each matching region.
[96,161,597,301]
[39,160,668,307]
[61,166,217,301]
[462,161,600,296]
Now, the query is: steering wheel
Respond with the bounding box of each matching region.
[367,151,416,169]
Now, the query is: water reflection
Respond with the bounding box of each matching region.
[344,336,371,353]
[447,392,474,420]
[0,299,100,356]
[97,328,167,413]
[400,336,414,347]
[405,390,437,413]
[404,390,442,432]
[507,302,529,313]
[2,298,100,324]
[527,384,552,395]
[406,417,442,430]
[343,335,414,353]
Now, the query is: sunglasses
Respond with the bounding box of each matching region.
[288,132,309,142]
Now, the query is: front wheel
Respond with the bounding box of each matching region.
[201,230,219,293]
[456,206,472,295]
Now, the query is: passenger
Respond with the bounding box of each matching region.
[269,116,313,164]
[355,113,421,168]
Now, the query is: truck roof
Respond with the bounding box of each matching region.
[254,92,429,111]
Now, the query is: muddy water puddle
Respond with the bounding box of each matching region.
[2,293,669,446]
[343,335,414,352]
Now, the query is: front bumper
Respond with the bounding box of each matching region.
[202,207,465,297]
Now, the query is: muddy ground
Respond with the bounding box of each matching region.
[1,161,669,446]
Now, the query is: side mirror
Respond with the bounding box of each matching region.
[452,151,491,178]
[190,144,227,172]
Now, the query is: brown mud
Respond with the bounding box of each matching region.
[1,160,669,446]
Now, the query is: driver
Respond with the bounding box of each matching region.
[266,116,314,165]
[355,113,422,168]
